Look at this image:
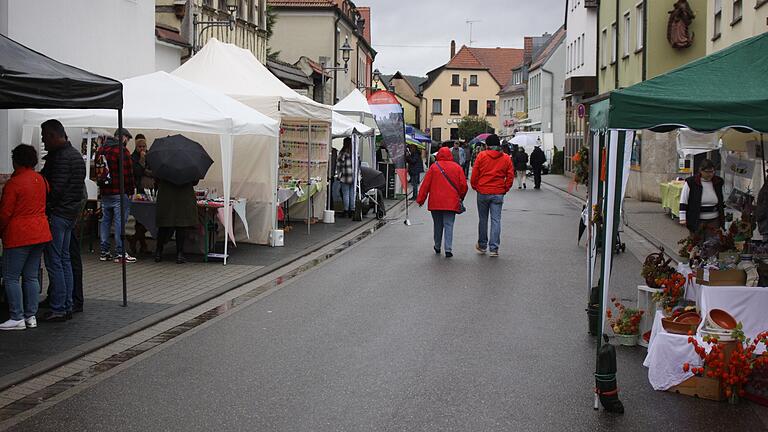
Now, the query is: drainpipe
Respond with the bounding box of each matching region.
[333,14,341,103]
[642,0,648,81]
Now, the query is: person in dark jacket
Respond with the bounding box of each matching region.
[530,144,546,189]
[154,179,198,264]
[679,159,724,238]
[416,147,467,258]
[0,145,52,330]
[513,148,529,189]
[336,138,356,218]
[755,172,768,240]
[405,144,424,200]
[96,129,136,263]
[130,134,152,255]
[39,119,85,322]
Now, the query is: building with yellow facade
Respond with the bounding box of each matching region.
[419,42,523,142]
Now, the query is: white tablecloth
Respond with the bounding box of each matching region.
[643,310,701,390]
[697,285,768,354]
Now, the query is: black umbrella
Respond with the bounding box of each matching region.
[147,134,213,186]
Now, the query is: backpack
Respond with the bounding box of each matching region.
[95,153,112,187]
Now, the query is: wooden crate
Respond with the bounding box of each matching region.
[668,376,725,401]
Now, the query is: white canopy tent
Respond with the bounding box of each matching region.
[173,39,333,229]
[23,71,280,261]
[332,111,373,139]
[333,89,378,168]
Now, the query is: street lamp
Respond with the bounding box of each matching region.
[320,37,354,104]
[192,0,239,53]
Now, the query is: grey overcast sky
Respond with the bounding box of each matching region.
[365,0,566,77]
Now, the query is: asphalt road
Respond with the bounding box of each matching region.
[6,185,765,431]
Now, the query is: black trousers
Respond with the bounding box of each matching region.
[532,166,542,188]
[157,227,187,255]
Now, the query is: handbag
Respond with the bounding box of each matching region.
[435,162,466,214]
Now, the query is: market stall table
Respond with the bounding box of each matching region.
[130,197,248,261]
[644,310,700,390]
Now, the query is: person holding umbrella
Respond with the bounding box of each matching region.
[147,135,213,264]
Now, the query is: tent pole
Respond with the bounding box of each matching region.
[761,134,766,182]
[118,110,127,307]
[307,120,312,236]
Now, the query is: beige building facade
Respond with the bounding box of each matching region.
[419,44,523,142]
[707,0,768,53]
[267,1,375,104]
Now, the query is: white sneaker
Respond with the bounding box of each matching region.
[0,319,26,330]
[25,316,37,328]
[489,250,499,257]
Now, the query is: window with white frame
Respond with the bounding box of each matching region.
[623,12,631,57]
[733,0,743,23]
[601,28,608,67]
[714,0,723,38]
[611,22,617,63]
[635,3,644,50]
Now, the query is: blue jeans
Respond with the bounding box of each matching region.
[100,194,131,255]
[340,183,355,211]
[3,244,45,320]
[45,215,76,314]
[431,210,456,253]
[477,193,504,252]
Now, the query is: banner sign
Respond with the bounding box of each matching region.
[368,90,407,191]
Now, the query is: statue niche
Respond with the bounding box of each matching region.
[667,0,696,49]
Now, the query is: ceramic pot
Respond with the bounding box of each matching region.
[615,334,638,346]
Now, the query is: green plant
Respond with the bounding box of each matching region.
[266,5,281,61]
[457,116,493,142]
[551,146,564,174]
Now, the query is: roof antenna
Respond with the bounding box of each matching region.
[466,20,481,46]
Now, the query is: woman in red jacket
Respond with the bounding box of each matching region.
[0,145,52,330]
[416,147,467,257]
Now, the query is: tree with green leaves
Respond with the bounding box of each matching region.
[266,5,280,61]
[457,116,493,142]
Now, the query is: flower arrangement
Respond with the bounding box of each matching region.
[606,298,644,335]
[572,146,590,186]
[641,248,675,288]
[683,327,768,403]
[652,272,686,314]
[677,233,701,260]
[729,217,754,243]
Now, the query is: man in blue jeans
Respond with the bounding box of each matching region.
[96,129,136,263]
[40,120,86,321]
[470,134,514,257]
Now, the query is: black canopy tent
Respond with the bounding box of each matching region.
[0,33,129,306]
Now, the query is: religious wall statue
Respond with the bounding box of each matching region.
[667,0,696,48]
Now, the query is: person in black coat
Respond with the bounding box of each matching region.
[405,144,424,200]
[530,145,546,189]
[39,119,86,321]
[513,148,529,189]
[679,159,724,238]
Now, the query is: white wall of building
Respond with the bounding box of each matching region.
[0,0,156,172]
[529,41,566,150]
[155,42,183,73]
[565,1,597,79]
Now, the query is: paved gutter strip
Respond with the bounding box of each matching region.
[0,200,405,393]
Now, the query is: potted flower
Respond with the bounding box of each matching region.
[652,272,686,315]
[571,146,589,186]
[684,327,768,404]
[607,298,644,346]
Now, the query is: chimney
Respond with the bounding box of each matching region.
[450,40,456,59]
[524,36,533,63]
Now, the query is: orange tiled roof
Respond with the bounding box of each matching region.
[446,46,524,87]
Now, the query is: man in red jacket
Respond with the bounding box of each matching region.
[470,134,514,257]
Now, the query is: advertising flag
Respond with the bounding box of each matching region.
[368,90,407,191]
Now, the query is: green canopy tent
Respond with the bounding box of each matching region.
[587,32,768,411]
